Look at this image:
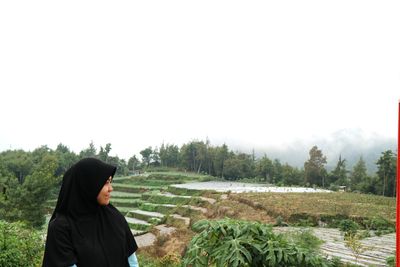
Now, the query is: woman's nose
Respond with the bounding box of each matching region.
[108,184,113,192]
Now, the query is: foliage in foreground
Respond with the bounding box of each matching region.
[0,220,44,267]
[183,219,332,267]
[137,253,181,267]
[386,255,395,267]
[0,154,59,228]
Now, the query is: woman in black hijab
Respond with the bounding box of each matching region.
[42,158,139,267]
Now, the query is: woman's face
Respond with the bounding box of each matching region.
[97,176,113,205]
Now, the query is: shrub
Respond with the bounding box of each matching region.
[329,184,340,192]
[344,233,372,265]
[338,219,359,237]
[183,219,331,267]
[386,255,395,267]
[0,220,43,267]
[285,229,324,252]
[274,216,288,227]
[363,216,395,231]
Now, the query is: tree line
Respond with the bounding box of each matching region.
[0,140,397,229]
[139,141,396,197]
[0,142,130,228]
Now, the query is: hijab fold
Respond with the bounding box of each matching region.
[43,158,138,267]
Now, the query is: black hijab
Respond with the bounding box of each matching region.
[42,158,138,267]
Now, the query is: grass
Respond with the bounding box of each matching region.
[127,222,152,231]
[137,250,181,267]
[166,186,203,196]
[113,171,218,196]
[111,191,142,198]
[112,183,165,193]
[110,198,143,208]
[141,194,207,206]
[127,210,164,222]
[112,176,132,181]
[115,206,135,215]
[139,203,177,214]
[228,192,395,225]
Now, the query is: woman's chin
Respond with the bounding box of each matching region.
[99,199,110,206]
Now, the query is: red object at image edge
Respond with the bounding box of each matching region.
[397,101,399,266]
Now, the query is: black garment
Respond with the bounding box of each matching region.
[42,158,138,267]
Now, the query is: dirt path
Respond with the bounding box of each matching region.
[135,224,180,248]
[134,232,157,247]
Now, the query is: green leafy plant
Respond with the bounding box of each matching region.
[0,220,43,267]
[274,216,288,227]
[338,219,359,237]
[183,219,330,267]
[344,233,372,265]
[386,255,395,267]
[363,216,395,234]
[285,228,324,252]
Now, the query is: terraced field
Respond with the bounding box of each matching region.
[45,172,396,266]
[109,173,212,244]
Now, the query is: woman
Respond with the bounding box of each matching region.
[42,158,139,267]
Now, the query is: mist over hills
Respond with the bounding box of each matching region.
[229,129,396,174]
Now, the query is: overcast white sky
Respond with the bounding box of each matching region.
[1,0,399,160]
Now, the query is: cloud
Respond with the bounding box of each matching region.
[226,128,396,173]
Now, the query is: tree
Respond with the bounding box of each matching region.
[18,154,58,228]
[0,175,21,223]
[31,145,52,165]
[79,141,97,158]
[102,156,127,176]
[1,150,33,184]
[180,141,208,173]
[376,150,396,197]
[0,154,58,228]
[350,157,367,190]
[224,153,254,180]
[159,144,180,168]
[329,155,348,186]
[98,143,112,162]
[212,144,229,178]
[281,164,304,185]
[128,155,140,171]
[140,147,152,167]
[55,143,78,177]
[150,147,160,166]
[304,146,327,187]
[159,143,167,166]
[255,154,274,182]
[273,159,283,184]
